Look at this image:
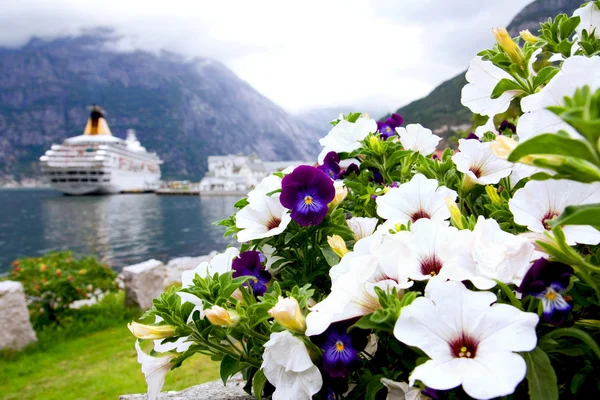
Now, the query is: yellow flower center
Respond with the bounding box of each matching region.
[335,341,345,352]
[545,289,557,301]
[253,278,258,283]
[458,346,473,358]
[304,196,313,205]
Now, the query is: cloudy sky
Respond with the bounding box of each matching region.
[0,0,533,115]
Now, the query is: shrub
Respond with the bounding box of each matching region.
[8,251,118,328]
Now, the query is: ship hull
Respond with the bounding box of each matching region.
[46,169,160,195]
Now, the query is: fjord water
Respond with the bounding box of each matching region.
[0,189,238,273]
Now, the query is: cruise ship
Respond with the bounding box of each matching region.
[40,106,162,195]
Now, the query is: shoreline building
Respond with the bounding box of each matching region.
[199,155,311,194]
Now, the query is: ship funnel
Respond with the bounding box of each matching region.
[83,105,113,136]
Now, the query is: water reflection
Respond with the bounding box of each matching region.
[0,190,237,272]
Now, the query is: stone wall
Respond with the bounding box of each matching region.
[120,375,253,400]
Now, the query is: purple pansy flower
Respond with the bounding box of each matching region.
[499,120,516,133]
[340,163,360,179]
[465,132,480,141]
[369,168,384,184]
[232,251,271,296]
[518,258,574,324]
[377,113,404,140]
[319,326,361,378]
[280,165,336,226]
[318,151,341,180]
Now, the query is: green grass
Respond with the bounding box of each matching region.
[0,293,219,400]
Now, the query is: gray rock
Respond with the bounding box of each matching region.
[122,259,166,310]
[163,255,213,287]
[119,375,254,400]
[0,280,37,350]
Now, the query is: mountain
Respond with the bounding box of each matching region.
[0,31,321,182]
[389,0,586,135]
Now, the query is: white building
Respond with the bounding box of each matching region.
[199,155,310,194]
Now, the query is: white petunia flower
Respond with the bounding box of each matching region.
[247,174,283,207]
[390,219,473,283]
[443,216,535,289]
[509,179,600,245]
[135,341,175,400]
[346,217,378,241]
[462,49,541,123]
[509,163,546,188]
[461,56,522,118]
[329,231,384,283]
[318,117,377,163]
[261,331,323,400]
[518,56,600,141]
[452,139,513,186]
[396,123,441,156]
[306,234,413,336]
[181,247,239,287]
[381,378,430,400]
[376,174,457,226]
[394,279,539,400]
[236,193,292,242]
[573,2,600,39]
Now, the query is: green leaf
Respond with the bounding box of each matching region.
[545,327,600,360]
[365,374,384,400]
[220,354,240,385]
[490,78,523,99]
[507,134,599,165]
[551,203,600,230]
[321,247,341,267]
[521,347,559,400]
[252,369,268,400]
[234,198,249,209]
[533,66,560,87]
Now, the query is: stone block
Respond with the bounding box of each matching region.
[0,280,37,350]
[120,375,253,400]
[122,259,166,310]
[163,255,212,287]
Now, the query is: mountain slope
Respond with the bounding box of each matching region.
[0,32,320,181]
[391,0,585,133]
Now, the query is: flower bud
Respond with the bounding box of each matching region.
[490,135,519,160]
[368,135,383,154]
[520,29,539,44]
[268,296,306,333]
[128,321,177,340]
[205,305,240,327]
[518,232,557,254]
[493,27,524,65]
[327,235,349,258]
[485,186,502,204]
[231,288,244,303]
[329,181,348,209]
[39,264,47,272]
[445,197,464,229]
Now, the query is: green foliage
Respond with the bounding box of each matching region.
[522,348,559,400]
[6,251,118,328]
[538,13,580,57]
